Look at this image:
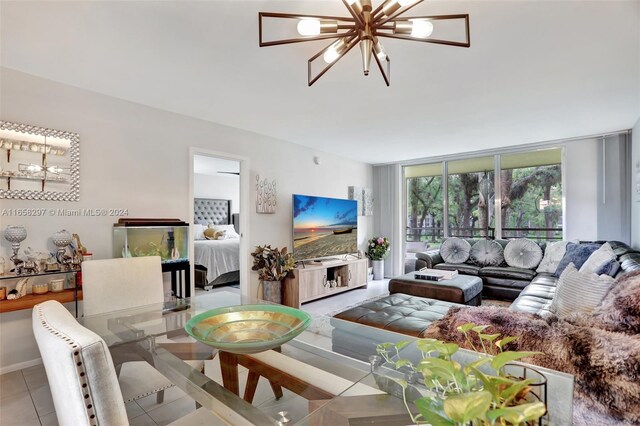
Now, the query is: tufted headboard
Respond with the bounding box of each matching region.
[194,198,231,225]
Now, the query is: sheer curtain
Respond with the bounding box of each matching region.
[373,164,403,278]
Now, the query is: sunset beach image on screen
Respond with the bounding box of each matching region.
[292,194,358,261]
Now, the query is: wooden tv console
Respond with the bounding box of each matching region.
[282,258,369,308]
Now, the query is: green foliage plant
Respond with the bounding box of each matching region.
[251,245,296,281]
[375,323,545,425]
[367,236,390,260]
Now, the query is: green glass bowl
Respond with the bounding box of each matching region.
[185,304,312,354]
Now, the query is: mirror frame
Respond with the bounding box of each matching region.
[0,120,80,201]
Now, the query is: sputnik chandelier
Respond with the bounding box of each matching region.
[259,0,470,86]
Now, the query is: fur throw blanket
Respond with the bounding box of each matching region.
[423,271,640,425]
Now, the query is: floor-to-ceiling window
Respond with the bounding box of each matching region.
[405,163,444,243]
[500,149,563,240]
[404,147,563,248]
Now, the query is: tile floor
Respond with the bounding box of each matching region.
[0,280,390,426]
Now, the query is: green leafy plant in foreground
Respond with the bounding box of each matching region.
[375,324,545,425]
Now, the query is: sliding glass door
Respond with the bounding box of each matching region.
[404,147,563,248]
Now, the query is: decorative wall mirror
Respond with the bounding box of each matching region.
[0,120,80,201]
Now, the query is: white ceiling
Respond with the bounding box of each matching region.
[1,1,639,164]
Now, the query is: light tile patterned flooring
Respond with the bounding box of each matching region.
[0,280,391,425]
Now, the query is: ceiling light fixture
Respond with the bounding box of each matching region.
[259,0,470,86]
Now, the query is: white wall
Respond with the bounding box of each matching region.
[632,117,640,249]
[194,173,240,215]
[0,68,373,372]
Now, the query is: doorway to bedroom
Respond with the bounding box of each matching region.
[191,153,244,297]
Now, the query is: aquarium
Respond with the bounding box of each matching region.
[292,194,358,261]
[113,219,189,263]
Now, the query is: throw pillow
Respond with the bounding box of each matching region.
[579,242,616,274]
[504,238,543,269]
[550,263,615,317]
[193,224,206,240]
[212,224,240,239]
[536,240,571,273]
[594,258,620,277]
[553,242,601,277]
[591,270,640,334]
[469,239,504,267]
[439,237,472,264]
[203,228,225,240]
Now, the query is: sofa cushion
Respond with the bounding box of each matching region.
[439,237,472,264]
[536,240,571,273]
[554,242,601,277]
[479,266,536,281]
[504,238,543,269]
[529,272,558,287]
[434,263,481,276]
[469,239,504,267]
[551,263,615,317]
[579,242,616,274]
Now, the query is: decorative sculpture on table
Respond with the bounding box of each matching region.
[256,174,277,214]
[4,225,27,275]
[51,229,73,271]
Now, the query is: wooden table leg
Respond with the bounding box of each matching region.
[219,351,240,396]
[268,380,284,400]
[243,370,260,403]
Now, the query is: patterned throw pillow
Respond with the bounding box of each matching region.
[551,263,615,317]
[469,239,504,267]
[594,259,620,277]
[440,237,472,264]
[579,242,616,274]
[504,239,543,269]
[553,242,601,277]
[536,240,570,273]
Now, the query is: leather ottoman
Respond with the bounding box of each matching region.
[388,272,483,306]
[331,293,460,361]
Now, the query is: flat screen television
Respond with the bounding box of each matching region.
[292,194,358,261]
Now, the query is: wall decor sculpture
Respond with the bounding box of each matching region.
[0,120,80,201]
[348,186,373,216]
[256,174,276,214]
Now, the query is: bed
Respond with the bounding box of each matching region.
[193,198,240,288]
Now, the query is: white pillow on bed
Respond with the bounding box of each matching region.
[193,224,206,240]
[212,224,240,239]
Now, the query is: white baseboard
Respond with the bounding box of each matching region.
[0,358,42,375]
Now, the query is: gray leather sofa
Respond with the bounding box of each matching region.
[332,241,640,361]
[415,239,640,301]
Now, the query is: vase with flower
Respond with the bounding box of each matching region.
[367,236,390,280]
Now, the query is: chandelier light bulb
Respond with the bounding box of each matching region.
[374,41,387,61]
[297,19,321,36]
[410,19,434,38]
[323,39,346,63]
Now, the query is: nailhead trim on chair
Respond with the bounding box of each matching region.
[35,304,98,426]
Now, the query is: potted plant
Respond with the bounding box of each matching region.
[251,245,296,304]
[367,236,390,280]
[374,323,546,425]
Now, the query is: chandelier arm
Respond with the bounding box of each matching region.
[372,0,424,27]
[376,32,470,48]
[308,35,361,86]
[259,11,357,22]
[372,48,391,86]
[341,0,365,28]
[260,31,358,48]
